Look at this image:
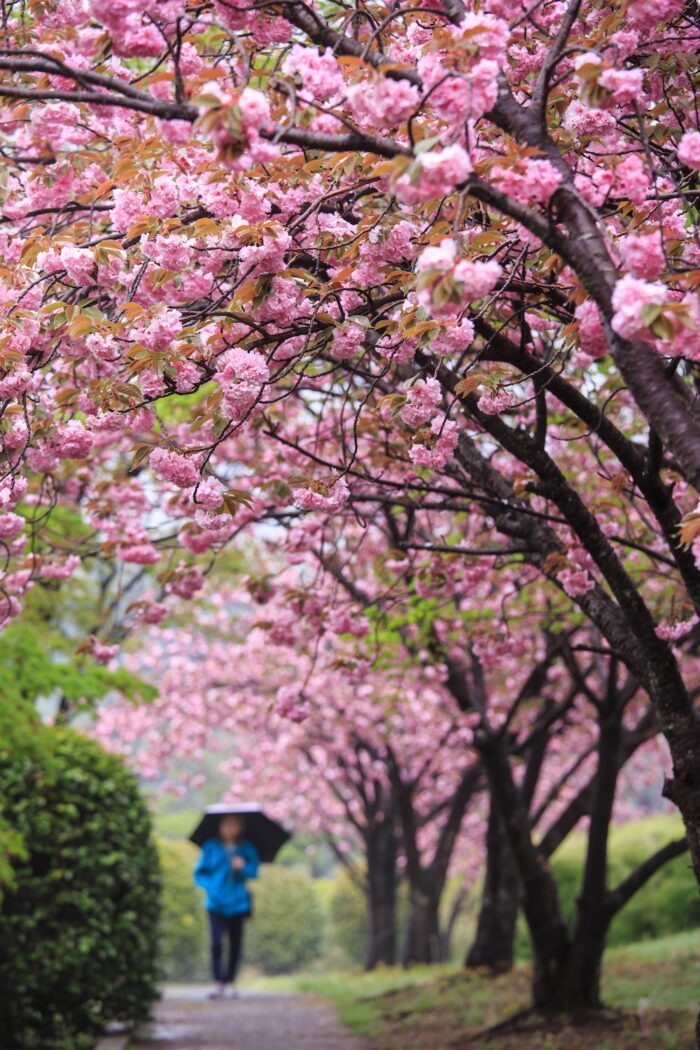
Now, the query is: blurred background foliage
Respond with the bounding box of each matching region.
[158,838,209,982]
[0,621,154,712]
[245,866,326,974]
[156,810,697,983]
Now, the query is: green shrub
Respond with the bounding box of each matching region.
[517,814,696,959]
[245,866,325,974]
[158,838,209,981]
[600,815,697,946]
[0,729,161,1050]
[328,869,369,965]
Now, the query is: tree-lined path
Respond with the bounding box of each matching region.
[3,0,700,1046]
[131,988,366,1050]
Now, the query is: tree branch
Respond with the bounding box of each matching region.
[605,837,688,917]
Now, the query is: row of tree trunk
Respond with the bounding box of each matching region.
[361,802,517,972]
[360,652,687,1012]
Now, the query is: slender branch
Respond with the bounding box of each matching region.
[531,0,583,122]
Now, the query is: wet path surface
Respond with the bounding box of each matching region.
[131,986,367,1050]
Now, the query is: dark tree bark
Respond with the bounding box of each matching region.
[465,801,518,971]
[322,745,402,971]
[480,693,689,1010]
[475,730,570,1009]
[555,834,689,1011]
[364,815,399,969]
[559,670,622,1009]
[441,644,689,1012]
[390,752,482,967]
[446,410,700,918]
[403,887,443,965]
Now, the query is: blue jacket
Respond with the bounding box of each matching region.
[194,838,259,916]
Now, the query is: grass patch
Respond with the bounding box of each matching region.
[247,929,700,1048]
[245,965,455,1034]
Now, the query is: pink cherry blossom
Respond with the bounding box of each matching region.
[410,418,459,469]
[167,564,205,599]
[217,348,269,384]
[347,79,419,127]
[598,67,644,105]
[0,513,25,540]
[41,555,81,580]
[614,154,649,205]
[139,601,169,625]
[610,275,668,340]
[150,448,200,488]
[402,378,442,427]
[282,45,344,100]
[557,567,595,597]
[119,542,160,565]
[0,0,699,945]
[575,300,609,359]
[331,322,366,361]
[0,478,27,509]
[627,0,683,31]
[52,421,93,460]
[395,145,472,204]
[619,232,665,279]
[274,685,311,723]
[477,386,515,415]
[194,477,224,510]
[491,159,562,206]
[678,131,700,171]
[91,639,119,664]
[416,237,458,274]
[453,258,502,301]
[293,478,350,513]
[415,238,501,317]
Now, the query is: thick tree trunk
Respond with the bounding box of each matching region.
[556,905,610,1011]
[519,906,609,1013]
[476,734,571,1008]
[466,803,518,971]
[364,820,398,969]
[366,891,396,969]
[659,700,700,888]
[390,754,482,967]
[449,342,700,918]
[548,705,619,1009]
[403,888,443,965]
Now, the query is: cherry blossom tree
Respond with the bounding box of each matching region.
[271,511,687,986]
[94,582,485,968]
[2,0,700,1025]
[94,528,684,987]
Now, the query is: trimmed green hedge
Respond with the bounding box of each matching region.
[0,730,161,1049]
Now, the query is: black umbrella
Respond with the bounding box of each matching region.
[189,803,291,862]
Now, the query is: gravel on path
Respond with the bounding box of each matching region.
[130,987,367,1050]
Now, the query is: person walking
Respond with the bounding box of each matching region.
[194,814,259,999]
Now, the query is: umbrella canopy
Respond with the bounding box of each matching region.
[189,804,291,862]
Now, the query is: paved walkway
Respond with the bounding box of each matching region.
[130,987,367,1050]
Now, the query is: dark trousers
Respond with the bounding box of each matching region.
[208,911,246,984]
